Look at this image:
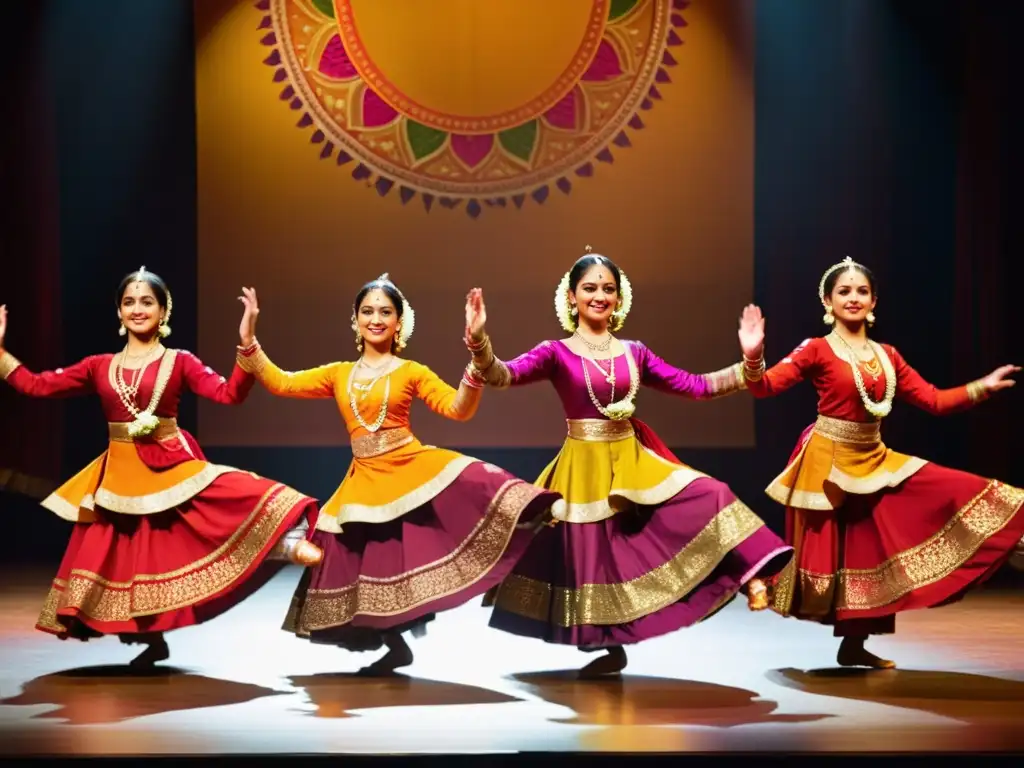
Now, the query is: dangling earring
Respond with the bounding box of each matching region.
[866,310,876,327]
[118,323,127,337]
[570,305,578,317]
[822,307,835,326]
[352,317,363,353]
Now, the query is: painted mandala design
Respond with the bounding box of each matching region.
[256,0,688,216]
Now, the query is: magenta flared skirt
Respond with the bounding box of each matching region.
[283,461,561,652]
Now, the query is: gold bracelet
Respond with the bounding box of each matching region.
[966,379,988,403]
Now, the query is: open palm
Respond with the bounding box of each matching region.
[465,288,487,341]
[239,287,259,347]
[738,304,765,359]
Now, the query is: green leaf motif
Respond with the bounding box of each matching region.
[498,120,538,163]
[311,0,335,19]
[406,121,448,161]
[608,0,639,21]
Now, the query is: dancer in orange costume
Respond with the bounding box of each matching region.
[0,268,321,668]
[738,256,1023,668]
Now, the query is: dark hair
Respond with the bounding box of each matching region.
[117,269,169,308]
[568,255,621,293]
[823,263,876,297]
[353,278,405,353]
[354,280,405,320]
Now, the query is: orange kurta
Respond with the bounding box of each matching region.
[237,344,504,532]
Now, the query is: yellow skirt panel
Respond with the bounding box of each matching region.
[537,436,706,524]
[41,441,237,521]
[767,431,927,511]
[317,438,478,531]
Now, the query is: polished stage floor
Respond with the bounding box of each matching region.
[1,566,1022,756]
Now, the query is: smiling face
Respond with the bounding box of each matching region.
[118,280,164,338]
[356,288,400,349]
[570,263,619,328]
[825,267,876,325]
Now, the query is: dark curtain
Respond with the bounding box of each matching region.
[0,5,63,499]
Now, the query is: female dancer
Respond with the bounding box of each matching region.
[465,249,793,678]
[737,256,1024,669]
[0,268,321,668]
[235,275,563,675]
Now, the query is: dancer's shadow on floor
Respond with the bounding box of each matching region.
[287,673,523,718]
[768,667,1024,725]
[1,665,289,725]
[508,670,833,727]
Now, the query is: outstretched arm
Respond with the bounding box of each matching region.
[179,350,254,405]
[0,304,98,397]
[464,288,556,388]
[736,304,818,398]
[636,343,746,400]
[234,287,339,398]
[414,363,483,422]
[891,346,1017,415]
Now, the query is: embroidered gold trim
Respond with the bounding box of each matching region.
[813,415,880,445]
[35,485,308,627]
[566,418,635,442]
[704,362,747,398]
[236,346,269,375]
[966,379,988,403]
[491,500,766,626]
[351,428,414,458]
[0,350,22,380]
[42,492,98,522]
[773,481,1024,617]
[316,455,479,530]
[289,480,550,633]
[107,418,180,442]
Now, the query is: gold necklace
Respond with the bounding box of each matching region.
[346,363,390,432]
[574,330,613,354]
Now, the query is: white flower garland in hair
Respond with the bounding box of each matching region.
[555,271,575,333]
[610,270,632,332]
[396,298,415,350]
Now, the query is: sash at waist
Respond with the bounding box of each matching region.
[566,418,635,442]
[351,427,415,458]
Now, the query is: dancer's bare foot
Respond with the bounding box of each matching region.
[270,526,323,566]
[578,646,627,679]
[128,635,170,670]
[747,579,770,611]
[357,634,414,676]
[837,637,896,669]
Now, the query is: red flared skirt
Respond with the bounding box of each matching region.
[36,473,317,640]
[774,461,1024,633]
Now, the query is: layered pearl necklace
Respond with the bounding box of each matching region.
[346,357,393,433]
[829,331,896,419]
[112,343,167,436]
[578,342,640,421]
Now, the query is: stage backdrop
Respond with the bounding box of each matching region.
[194,0,755,448]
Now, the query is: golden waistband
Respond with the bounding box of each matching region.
[351,427,415,459]
[566,418,635,442]
[813,415,881,445]
[107,418,180,443]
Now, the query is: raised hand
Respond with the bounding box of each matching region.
[238,287,259,348]
[982,364,1020,394]
[0,305,6,348]
[738,304,765,360]
[465,287,487,342]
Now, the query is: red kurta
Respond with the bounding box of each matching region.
[745,334,1024,635]
[0,346,318,641]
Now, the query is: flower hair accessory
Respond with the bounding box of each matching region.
[554,246,633,333]
[368,272,415,350]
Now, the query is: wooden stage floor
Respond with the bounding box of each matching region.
[1,566,1022,756]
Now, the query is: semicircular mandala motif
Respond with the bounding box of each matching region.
[255,0,689,217]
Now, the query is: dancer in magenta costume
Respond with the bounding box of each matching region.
[466,249,793,677]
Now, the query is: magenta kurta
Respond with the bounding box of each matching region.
[479,339,793,648]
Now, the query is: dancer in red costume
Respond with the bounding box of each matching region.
[0,268,322,668]
[738,256,1023,669]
